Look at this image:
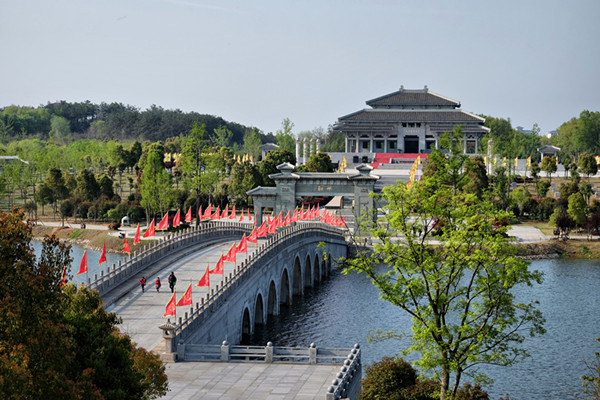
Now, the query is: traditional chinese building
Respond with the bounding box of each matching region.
[334,86,489,155]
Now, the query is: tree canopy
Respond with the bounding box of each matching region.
[0,209,168,399]
[344,153,545,400]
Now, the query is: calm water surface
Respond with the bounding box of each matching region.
[31,240,126,285]
[251,259,600,400]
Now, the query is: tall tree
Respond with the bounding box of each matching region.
[180,122,207,225]
[140,151,173,221]
[210,125,233,148]
[344,171,545,400]
[540,156,557,183]
[578,153,598,181]
[74,169,101,202]
[275,118,296,154]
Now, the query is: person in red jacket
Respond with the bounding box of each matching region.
[155,277,161,293]
[139,276,147,292]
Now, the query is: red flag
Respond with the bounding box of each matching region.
[123,236,131,254]
[99,242,107,266]
[202,204,211,220]
[257,221,267,238]
[342,216,346,226]
[157,212,169,230]
[284,210,291,226]
[223,242,237,262]
[162,293,176,317]
[211,206,220,219]
[134,223,141,244]
[176,284,192,306]
[229,205,237,220]
[173,209,181,227]
[239,212,244,223]
[76,250,88,275]
[292,207,298,222]
[142,219,155,238]
[220,204,229,219]
[209,255,224,274]
[236,233,247,253]
[267,221,276,234]
[247,227,258,243]
[247,209,252,221]
[277,211,283,225]
[196,265,210,287]
[186,206,193,223]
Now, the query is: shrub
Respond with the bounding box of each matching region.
[108,222,121,230]
[360,357,417,400]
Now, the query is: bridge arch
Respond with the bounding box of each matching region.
[313,254,321,283]
[304,254,312,288]
[280,268,291,306]
[292,256,303,296]
[321,258,327,280]
[241,307,251,343]
[267,280,277,320]
[254,292,265,327]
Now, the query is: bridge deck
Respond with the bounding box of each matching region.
[163,361,339,399]
[106,238,264,351]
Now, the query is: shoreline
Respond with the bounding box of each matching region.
[31,225,600,260]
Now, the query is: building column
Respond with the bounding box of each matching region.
[316,139,320,154]
[369,138,374,153]
[303,138,308,164]
[295,139,301,166]
[310,139,315,158]
[344,137,348,153]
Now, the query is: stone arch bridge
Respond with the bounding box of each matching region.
[160,223,348,357]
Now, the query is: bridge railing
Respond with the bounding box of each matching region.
[88,221,253,295]
[170,222,347,345]
[179,341,361,400]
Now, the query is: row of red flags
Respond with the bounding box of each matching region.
[161,206,346,318]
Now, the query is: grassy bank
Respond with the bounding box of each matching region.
[32,226,154,254]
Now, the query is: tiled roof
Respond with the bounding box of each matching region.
[338,109,485,123]
[366,89,460,108]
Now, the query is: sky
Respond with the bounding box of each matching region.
[1,0,599,136]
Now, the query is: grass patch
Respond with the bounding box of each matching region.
[69,231,82,239]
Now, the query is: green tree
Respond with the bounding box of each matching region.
[275,118,296,154]
[344,173,545,399]
[98,174,115,199]
[305,152,334,172]
[243,128,262,160]
[581,338,600,400]
[49,115,72,144]
[0,209,168,399]
[258,149,296,186]
[140,151,173,221]
[211,125,233,148]
[579,153,598,181]
[229,161,262,207]
[540,156,557,182]
[44,168,69,214]
[462,156,488,199]
[74,169,101,202]
[180,122,208,225]
[568,192,587,227]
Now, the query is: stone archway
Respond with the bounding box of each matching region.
[293,257,303,296]
[280,268,291,306]
[314,254,321,283]
[255,293,264,326]
[304,254,312,288]
[267,280,277,320]
[241,307,251,344]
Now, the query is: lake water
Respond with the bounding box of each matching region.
[250,258,600,400]
[31,240,127,285]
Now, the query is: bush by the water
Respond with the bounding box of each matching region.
[359,356,489,400]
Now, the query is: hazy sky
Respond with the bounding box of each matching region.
[1,0,599,136]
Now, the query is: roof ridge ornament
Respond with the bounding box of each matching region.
[424,85,428,92]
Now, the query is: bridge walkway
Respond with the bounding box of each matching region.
[105,237,266,352]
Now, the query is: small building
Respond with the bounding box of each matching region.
[259,143,279,160]
[0,156,29,173]
[333,86,489,155]
[537,145,561,158]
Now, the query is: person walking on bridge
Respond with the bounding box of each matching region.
[168,272,177,293]
[139,276,147,292]
[155,276,161,292]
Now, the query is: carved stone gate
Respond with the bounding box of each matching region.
[247,162,379,226]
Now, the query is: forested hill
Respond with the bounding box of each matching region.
[0,101,261,144]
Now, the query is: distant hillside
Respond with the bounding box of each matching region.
[0,101,263,144]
